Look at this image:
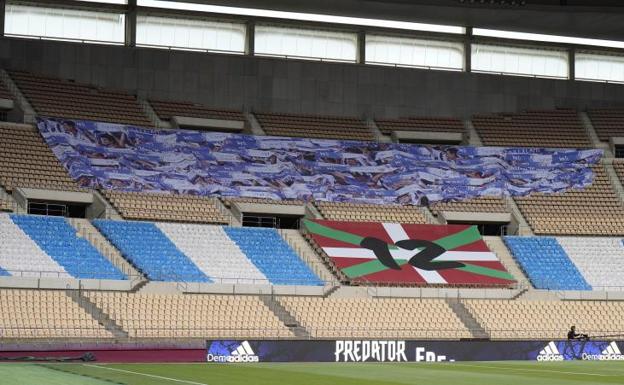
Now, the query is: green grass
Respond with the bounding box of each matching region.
[1,361,624,385]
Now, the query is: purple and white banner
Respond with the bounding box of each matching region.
[37,117,602,205]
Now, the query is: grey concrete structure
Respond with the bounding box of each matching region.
[1,37,624,120]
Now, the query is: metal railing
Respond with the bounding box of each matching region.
[3,326,624,341]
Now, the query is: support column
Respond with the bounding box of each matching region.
[357,30,366,64]
[464,26,473,73]
[126,0,137,47]
[245,20,255,56]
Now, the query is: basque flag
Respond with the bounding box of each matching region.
[304,219,515,285]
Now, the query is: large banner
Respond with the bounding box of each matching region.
[37,117,602,206]
[303,219,515,286]
[206,340,624,363]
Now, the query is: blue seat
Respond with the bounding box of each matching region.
[504,236,590,290]
[10,214,125,280]
[93,219,211,282]
[224,227,323,286]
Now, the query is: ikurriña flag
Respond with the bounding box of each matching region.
[303,219,515,285]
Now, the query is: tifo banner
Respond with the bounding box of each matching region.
[37,117,602,206]
[206,340,624,363]
[303,219,514,285]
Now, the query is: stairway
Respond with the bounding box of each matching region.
[506,196,533,236]
[483,236,530,287]
[465,119,483,146]
[66,290,128,339]
[603,161,624,205]
[0,69,36,123]
[579,111,610,155]
[67,218,144,282]
[278,229,336,283]
[446,298,489,339]
[260,295,311,338]
[138,97,170,129]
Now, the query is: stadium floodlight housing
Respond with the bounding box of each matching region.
[137,0,465,34]
[474,28,624,50]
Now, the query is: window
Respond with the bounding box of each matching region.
[136,14,246,53]
[576,52,624,83]
[471,44,568,79]
[255,25,357,62]
[4,4,125,44]
[366,34,463,70]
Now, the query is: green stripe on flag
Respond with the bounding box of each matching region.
[342,259,409,278]
[303,219,392,247]
[434,226,481,250]
[457,264,515,281]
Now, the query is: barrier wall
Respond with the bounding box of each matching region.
[206,340,624,363]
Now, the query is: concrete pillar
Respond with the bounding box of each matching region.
[568,47,575,81]
[357,30,366,64]
[246,20,255,56]
[126,0,137,47]
[464,26,473,73]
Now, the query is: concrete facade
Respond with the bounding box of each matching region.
[1,37,624,120]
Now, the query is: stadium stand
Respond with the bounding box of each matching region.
[223,227,323,286]
[375,116,465,135]
[0,289,112,339]
[503,236,590,290]
[254,112,375,141]
[0,122,83,192]
[473,109,591,148]
[8,70,152,127]
[86,292,292,338]
[557,237,624,290]
[513,165,624,235]
[102,190,230,224]
[149,99,245,123]
[587,108,624,142]
[279,297,471,339]
[0,214,125,279]
[429,196,509,215]
[93,219,323,285]
[93,219,211,282]
[314,201,429,223]
[465,300,624,340]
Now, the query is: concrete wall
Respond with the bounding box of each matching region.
[2,37,624,119]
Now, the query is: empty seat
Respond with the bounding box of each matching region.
[254,112,375,141]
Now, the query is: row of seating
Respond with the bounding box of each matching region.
[9,70,153,127]
[2,288,624,341]
[0,289,111,339]
[279,297,472,339]
[86,291,292,338]
[0,213,125,280]
[102,190,230,224]
[515,165,624,236]
[0,122,83,192]
[465,299,624,340]
[92,219,323,285]
[473,109,591,148]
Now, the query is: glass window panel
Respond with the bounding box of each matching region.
[471,43,568,79]
[5,4,125,43]
[365,34,464,70]
[576,52,624,83]
[136,14,245,53]
[255,25,357,62]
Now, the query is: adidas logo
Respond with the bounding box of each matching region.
[207,341,260,363]
[583,342,624,361]
[537,341,564,361]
